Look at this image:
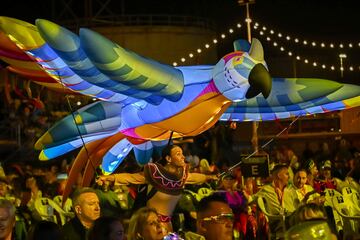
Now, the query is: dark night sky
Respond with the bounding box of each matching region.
[1,0,359,82]
[2,0,359,37]
[2,1,358,32]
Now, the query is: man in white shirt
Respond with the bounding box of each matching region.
[255,164,299,234]
[292,169,322,204]
[256,164,299,215]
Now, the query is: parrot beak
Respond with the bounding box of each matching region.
[245,63,272,99]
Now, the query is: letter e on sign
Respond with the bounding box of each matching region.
[251,165,259,175]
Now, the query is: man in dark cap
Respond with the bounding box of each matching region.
[302,159,319,188]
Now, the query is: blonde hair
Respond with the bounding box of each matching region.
[127,207,158,240]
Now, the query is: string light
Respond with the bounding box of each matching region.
[171,18,359,73]
[252,21,360,72]
[172,22,243,66]
[253,21,360,50]
[266,39,357,72]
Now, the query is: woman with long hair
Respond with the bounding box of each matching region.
[97,145,217,234]
[127,207,164,240]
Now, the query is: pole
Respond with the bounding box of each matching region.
[245,3,252,42]
[339,53,346,78]
[244,2,259,153]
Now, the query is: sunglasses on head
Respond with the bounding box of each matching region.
[201,213,234,224]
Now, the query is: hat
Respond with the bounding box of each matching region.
[322,160,331,170]
[302,159,316,171]
[199,159,210,172]
[222,173,236,181]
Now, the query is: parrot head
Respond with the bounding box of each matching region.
[212,38,272,102]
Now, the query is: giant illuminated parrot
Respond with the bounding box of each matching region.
[1,16,360,182]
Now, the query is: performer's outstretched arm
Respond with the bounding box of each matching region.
[96,172,146,185]
[186,172,218,184]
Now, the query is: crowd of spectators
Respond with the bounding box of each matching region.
[0,136,358,239]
